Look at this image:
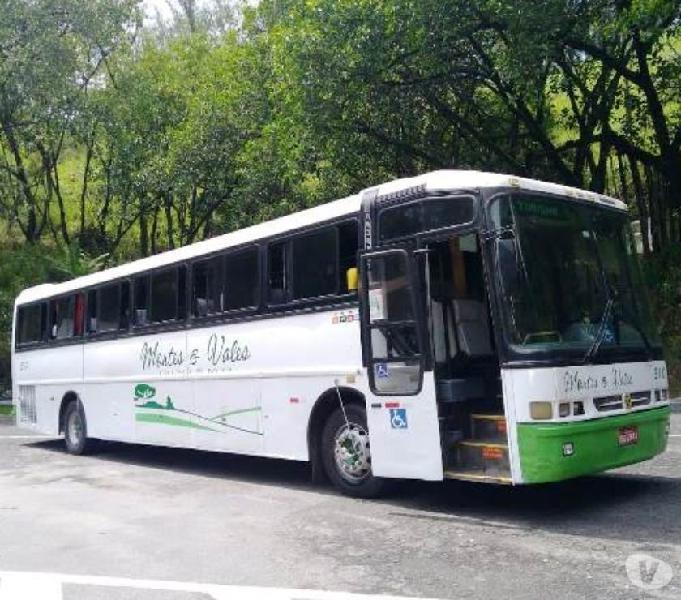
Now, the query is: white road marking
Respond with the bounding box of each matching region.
[0,435,51,440]
[0,572,437,600]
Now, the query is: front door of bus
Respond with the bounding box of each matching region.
[359,249,443,480]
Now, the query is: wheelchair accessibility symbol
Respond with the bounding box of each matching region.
[375,362,389,378]
[389,408,408,429]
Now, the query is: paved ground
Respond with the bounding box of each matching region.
[0,416,680,600]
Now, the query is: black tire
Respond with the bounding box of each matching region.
[63,401,97,455]
[321,403,386,498]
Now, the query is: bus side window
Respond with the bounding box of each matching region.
[16,303,46,346]
[51,295,76,340]
[268,242,288,305]
[339,220,359,293]
[178,265,187,321]
[120,281,131,329]
[87,290,97,333]
[74,293,85,337]
[134,276,150,327]
[151,268,179,323]
[192,256,222,317]
[291,227,338,300]
[224,248,259,311]
[98,283,122,332]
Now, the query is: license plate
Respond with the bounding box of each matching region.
[618,426,639,446]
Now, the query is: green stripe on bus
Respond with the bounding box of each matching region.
[518,405,671,484]
[210,406,261,421]
[135,413,217,432]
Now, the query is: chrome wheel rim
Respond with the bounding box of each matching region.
[67,410,83,447]
[333,422,371,484]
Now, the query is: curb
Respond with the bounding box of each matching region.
[671,400,681,414]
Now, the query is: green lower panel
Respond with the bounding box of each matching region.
[517,406,671,484]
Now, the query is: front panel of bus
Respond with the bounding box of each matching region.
[360,184,670,485]
[485,189,670,483]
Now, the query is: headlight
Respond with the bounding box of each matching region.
[530,401,553,420]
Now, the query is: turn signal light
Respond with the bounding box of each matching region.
[530,401,553,420]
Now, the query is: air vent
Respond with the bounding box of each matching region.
[630,391,651,407]
[18,386,36,424]
[594,391,652,412]
[594,395,623,412]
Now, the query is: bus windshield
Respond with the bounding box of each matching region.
[489,193,661,359]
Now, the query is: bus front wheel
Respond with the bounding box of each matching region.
[321,404,386,498]
[63,401,97,455]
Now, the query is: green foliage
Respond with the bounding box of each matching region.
[1,0,681,391]
[643,249,681,394]
[0,241,104,388]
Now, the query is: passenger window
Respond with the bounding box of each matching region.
[87,290,97,333]
[292,228,338,299]
[51,295,76,339]
[338,221,359,293]
[120,281,131,329]
[151,268,179,323]
[75,294,85,337]
[193,256,222,317]
[17,303,46,345]
[98,283,121,332]
[225,248,259,310]
[133,276,150,327]
[268,242,288,304]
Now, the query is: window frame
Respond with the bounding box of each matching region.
[190,243,262,324]
[377,194,477,244]
[149,265,185,325]
[266,217,360,309]
[223,245,261,314]
[96,281,124,334]
[13,213,363,351]
[290,225,341,301]
[48,293,83,342]
[15,302,47,348]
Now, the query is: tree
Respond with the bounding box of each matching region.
[0,0,140,245]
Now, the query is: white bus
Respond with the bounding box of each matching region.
[12,171,671,497]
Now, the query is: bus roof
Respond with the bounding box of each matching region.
[16,170,627,305]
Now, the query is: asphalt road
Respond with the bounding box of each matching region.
[0,416,680,600]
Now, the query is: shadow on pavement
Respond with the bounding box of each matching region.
[26,437,681,546]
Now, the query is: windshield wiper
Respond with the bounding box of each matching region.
[583,295,614,364]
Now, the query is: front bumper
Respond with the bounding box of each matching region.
[517,405,671,483]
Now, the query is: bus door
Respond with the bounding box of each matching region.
[359,249,443,480]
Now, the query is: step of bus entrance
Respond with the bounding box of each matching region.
[443,469,512,485]
[454,439,510,476]
[471,413,507,442]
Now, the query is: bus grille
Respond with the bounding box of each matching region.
[593,395,622,412]
[630,391,651,407]
[18,386,36,424]
[594,391,651,412]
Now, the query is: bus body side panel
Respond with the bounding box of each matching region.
[13,344,84,435]
[365,371,444,481]
[259,309,364,461]
[84,329,193,446]
[188,319,264,456]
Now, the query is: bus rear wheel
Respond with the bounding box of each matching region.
[321,404,386,498]
[63,401,97,455]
